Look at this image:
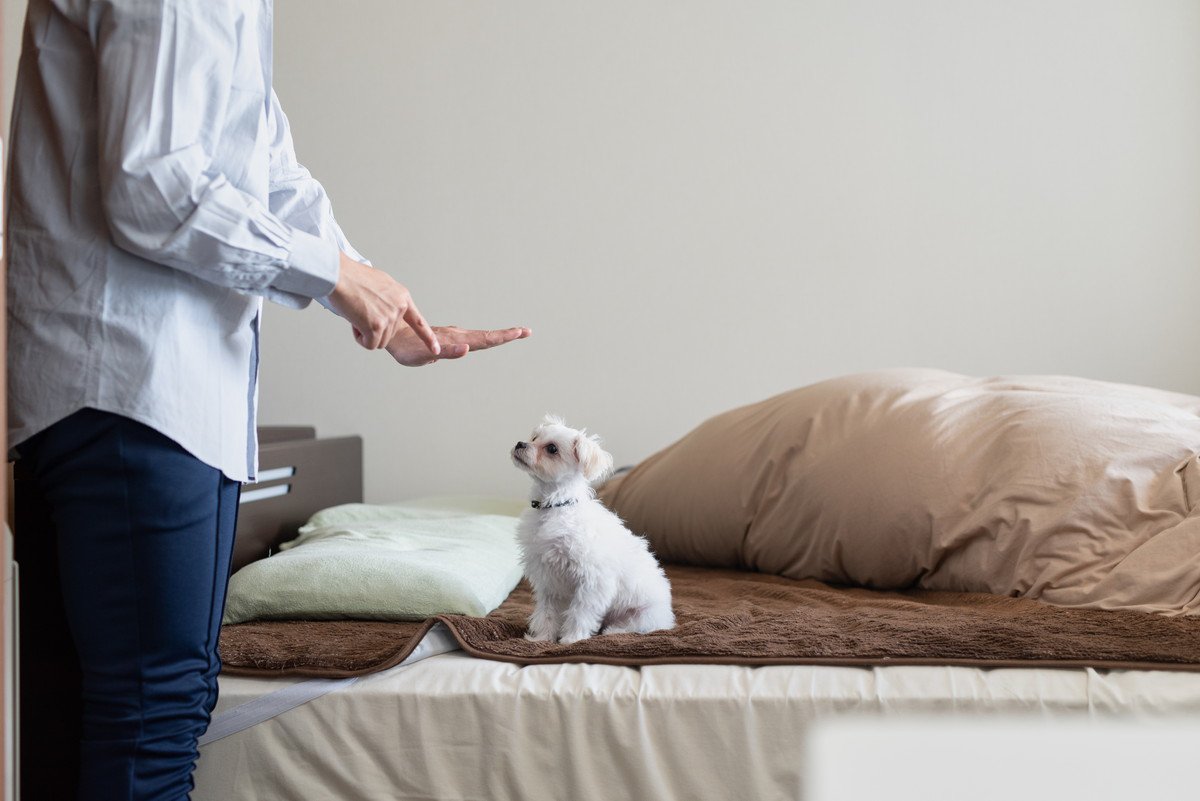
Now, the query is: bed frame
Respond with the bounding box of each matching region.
[231,427,363,572]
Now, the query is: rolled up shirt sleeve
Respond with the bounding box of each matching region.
[92,0,339,306]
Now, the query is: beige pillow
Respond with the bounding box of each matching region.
[599,369,1200,615]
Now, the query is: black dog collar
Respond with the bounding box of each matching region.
[531,498,578,510]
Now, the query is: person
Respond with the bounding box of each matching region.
[5,1,530,798]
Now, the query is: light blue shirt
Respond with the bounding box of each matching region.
[6,0,367,481]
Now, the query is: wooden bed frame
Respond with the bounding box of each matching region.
[232,427,364,572]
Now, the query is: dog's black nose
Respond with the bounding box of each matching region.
[515,441,527,451]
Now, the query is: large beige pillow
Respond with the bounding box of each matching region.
[599,369,1200,615]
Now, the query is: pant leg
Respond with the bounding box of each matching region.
[15,409,238,801]
[15,441,84,800]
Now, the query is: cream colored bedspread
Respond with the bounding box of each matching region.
[195,653,1200,801]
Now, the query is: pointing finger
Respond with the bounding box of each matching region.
[403,300,441,356]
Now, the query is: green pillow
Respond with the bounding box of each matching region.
[222,496,526,624]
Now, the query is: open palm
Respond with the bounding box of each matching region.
[384,324,531,366]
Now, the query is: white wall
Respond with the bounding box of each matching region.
[7,1,1200,501]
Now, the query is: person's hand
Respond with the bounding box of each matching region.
[386,324,532,367]
[326,253,440,355]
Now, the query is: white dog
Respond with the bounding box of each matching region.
[511,416,675,643]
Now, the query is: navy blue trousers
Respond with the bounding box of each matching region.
[14,409,238,800]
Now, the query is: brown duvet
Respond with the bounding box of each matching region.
[220,565,1200,678]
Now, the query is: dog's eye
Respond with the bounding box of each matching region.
[546,444,559,455]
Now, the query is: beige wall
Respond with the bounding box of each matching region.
[7,1,1200,502]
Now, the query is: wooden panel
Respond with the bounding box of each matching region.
[257,426,316,444]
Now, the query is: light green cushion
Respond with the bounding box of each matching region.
[222,496,526,625]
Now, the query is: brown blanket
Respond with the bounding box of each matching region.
[219,565,1200,678]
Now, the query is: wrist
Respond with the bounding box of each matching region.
[330,252,357,303]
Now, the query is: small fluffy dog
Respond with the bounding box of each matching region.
[511,416,675,643]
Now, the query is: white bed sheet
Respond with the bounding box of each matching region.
[194,651,1200,801]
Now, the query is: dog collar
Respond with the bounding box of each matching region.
[531,498,578,510]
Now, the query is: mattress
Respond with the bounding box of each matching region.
[194,648,1200,801]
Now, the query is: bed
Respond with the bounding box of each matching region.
[192,423,1200,801]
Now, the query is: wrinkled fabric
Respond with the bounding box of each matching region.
[600,369,1200,615]
[194,652,1200,801]
[6,0,367,480]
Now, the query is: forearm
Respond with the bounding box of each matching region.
[103,161,340,301]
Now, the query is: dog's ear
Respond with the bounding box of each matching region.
[574,431,614,482]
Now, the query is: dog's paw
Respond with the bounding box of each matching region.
[557,631,590,645]
[524,630,554,642]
